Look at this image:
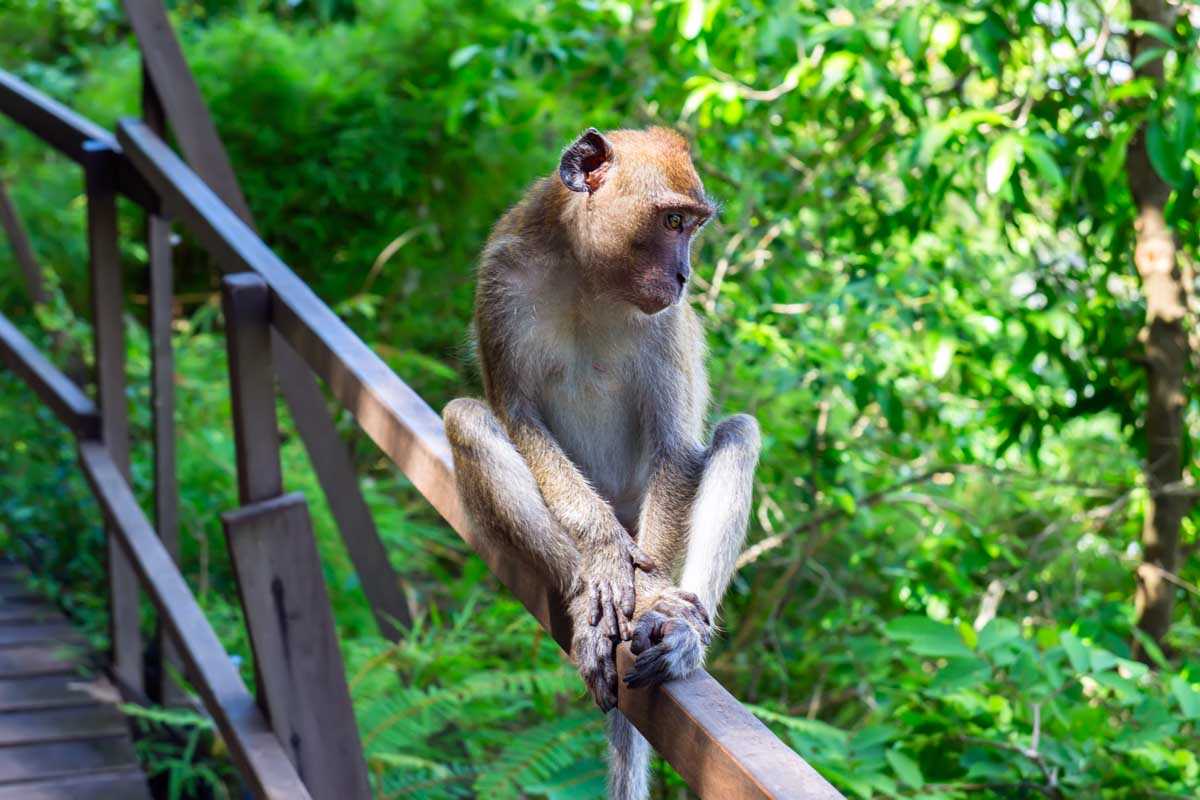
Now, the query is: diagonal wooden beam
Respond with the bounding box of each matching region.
[0,181,48,305]
[120,0,411,637]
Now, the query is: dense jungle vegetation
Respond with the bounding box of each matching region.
[1,0,1198,797]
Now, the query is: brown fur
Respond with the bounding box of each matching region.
[443,127,759,800]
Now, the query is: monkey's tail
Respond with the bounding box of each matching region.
[607,711,650,800]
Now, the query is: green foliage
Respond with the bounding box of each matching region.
[1,1,1198,798]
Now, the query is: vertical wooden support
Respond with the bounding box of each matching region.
[121,0,410,637]
[143,64,184,706]
[83,139,143,697]
[220,274,371,800]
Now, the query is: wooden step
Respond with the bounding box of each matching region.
[0,738,140,785]
[0,645,82,678]
[0,676,117,713]
[0,767,151,799]
[0,625,84,649]
[0,705,129,747]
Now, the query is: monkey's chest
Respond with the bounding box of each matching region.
[540,364,648,512]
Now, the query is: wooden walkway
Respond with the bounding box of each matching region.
[0,562,150,799]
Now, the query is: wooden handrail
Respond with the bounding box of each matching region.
[0,72,156,212]
[78,441,313,800]
[0,63,844,799]
[116,117,843,799]
[0,311,98,437]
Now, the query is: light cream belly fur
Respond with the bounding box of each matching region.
[541,360,649,531]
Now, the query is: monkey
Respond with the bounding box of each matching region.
[442,126,760,800]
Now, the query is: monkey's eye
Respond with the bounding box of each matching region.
[664,212,684,231]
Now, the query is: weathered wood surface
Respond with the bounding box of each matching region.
[115,9,412,637]
[117,118,844,799]
[78,441,314,800]
[221,275,370,798]
[0,561,150,798]
[223,495,371,800]
[84,141,143,698]
[0,72,155,211]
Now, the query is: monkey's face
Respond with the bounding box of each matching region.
[559,127,715,316]
[620,205,711,315]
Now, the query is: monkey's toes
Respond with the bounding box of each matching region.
[624,618,705,688]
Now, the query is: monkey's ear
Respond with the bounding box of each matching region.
[559,128,613,193]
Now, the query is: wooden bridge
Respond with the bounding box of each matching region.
[0,2,845,797]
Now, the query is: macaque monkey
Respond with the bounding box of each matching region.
[443,127,759,800]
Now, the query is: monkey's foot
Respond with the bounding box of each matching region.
[624,589,712,689]
[572,624,618,712]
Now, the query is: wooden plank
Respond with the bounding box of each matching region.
[0,645,80,678]
[0,625,82,649]
[114,119,838,799]
[617,646,840,799]
[0,180,47,305]
[0,609,58,628]
[0,768,150,800]
[0,706,127,746]
[0,71,156,211]
[222,494,371,800]
[0,608,58,625]
[83,141,143,698]
[0,676,115,713]
[0,738,139,785]
[221,274,283,504]
[77,440,312,800]
[0,312,100,438]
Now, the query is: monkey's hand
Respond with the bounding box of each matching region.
[623,588,712,689]
[570,622,619,712]
[577,536,655,642]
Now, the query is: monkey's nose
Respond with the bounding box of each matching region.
[675,270,689,287]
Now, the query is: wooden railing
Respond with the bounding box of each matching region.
[0,5,845,798]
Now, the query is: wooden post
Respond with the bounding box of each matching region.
[119,3,410,636]
[83,139,143,697]
[220,274,371,800]
[142,64,184,706]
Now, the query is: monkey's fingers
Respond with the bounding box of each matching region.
[619,576,637,620]
[600,583,622,639]
[588,585,603,627]
[629,543,656,573]
[677,590,711,627]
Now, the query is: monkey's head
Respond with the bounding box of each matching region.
[558,127,715,316]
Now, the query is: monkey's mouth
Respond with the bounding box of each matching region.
[634,285,683,315]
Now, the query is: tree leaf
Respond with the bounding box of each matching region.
[885,748,924,789]
[1146,118,1184,188]
[679,0,706,40]
[885,616,974,658]
[898,9,923,62]
[1127,19,1177,45]
[1171,676,1200,720]
[1060,631,1089,673]
[985,135,1021,194]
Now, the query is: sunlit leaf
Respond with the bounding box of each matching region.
[985,134,1021,194]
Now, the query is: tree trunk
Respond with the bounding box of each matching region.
[1124,0,1192,654]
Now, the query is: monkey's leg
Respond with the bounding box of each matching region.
[625,414,760,689]
[443,398,622,710]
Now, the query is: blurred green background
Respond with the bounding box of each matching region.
[1,0,1198,797]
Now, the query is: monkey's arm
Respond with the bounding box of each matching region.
[505,405,654,638]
